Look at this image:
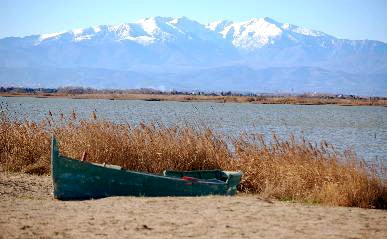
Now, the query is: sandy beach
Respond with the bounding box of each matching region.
[1,169,386,239]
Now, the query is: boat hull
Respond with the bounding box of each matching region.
[51,137,241,200]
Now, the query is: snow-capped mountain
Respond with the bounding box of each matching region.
[1,16,386,95]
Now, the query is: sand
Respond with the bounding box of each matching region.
[1,170,386,239]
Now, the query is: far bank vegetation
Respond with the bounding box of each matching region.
[1,86,386,106]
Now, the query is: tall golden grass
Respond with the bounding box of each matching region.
[0,111,385,208]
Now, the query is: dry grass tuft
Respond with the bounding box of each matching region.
[0,111,385,208]
[234,134,386,208]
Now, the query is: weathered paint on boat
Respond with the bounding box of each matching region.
[51,137,242,200]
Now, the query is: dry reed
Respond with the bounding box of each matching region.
[0,110,385,208]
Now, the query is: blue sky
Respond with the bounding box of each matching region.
[1,0,386,42]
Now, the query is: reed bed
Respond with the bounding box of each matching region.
[0,111,385,208]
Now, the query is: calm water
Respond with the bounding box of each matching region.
[2,96,387,163]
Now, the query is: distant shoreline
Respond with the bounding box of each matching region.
[1,92,386,106]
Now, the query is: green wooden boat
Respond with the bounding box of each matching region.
[51,137,242,200]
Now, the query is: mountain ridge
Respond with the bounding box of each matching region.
[0,16,386,96]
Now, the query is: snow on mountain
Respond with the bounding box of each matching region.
[217,18,283,49]
[209,17,334,51]
[0,16,386,95]
[281,23,326,37]
[32,17,333,50]
[39,31,66,41]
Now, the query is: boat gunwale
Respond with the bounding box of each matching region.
[55,153,240,185]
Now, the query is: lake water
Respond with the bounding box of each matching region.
[2,96,386,163]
